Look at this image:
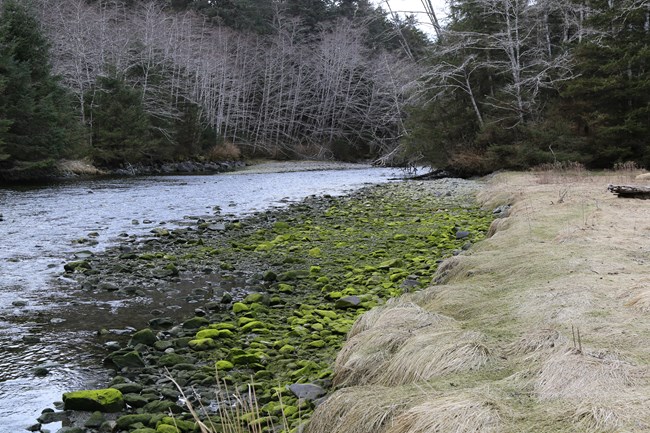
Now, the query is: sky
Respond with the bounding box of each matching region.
[374,0,449,36]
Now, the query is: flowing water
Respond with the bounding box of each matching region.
[0,164,405,431]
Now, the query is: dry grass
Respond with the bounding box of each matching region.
[569,390,650,432]
[308,171,650,433]
[209,141,241,161]
[535,349,643,400]
[376,331,490,386]
[307,386,428,433]
[333,328,414,387]
[625,285,650,312]
[506,328,568,358]
[57,158,106,175]
[335,302,460,387]
[347,301,455,338]
[389,391,502,433]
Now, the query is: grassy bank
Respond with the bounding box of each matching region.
[58,178,493,432]
[309,169,650,433]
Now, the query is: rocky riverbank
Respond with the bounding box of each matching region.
[33,178,493,433]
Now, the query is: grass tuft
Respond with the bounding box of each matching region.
[390,391,501,433]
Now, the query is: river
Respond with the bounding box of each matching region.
[0,162,406,431]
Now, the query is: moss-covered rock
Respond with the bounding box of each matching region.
[157,417,195,433]
[157,353,190,367]
[215,360,234,371]
[123,393,149,408]
[195,328,234,339]
[63,388,124,412]
[232,302,250,313]
[108,350,145,369]
[109,382,143,394]
[64,260,92,273]
[129,328,157,347]
[142,400,183,414]
[188,338,217,351]
[115,414,156,429]
[182,316,210,329]
[240,320,267,332]
[243,293,267,304]
[231,352,265,366]
[132,428,157,433]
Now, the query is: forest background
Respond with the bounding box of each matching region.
[0,0,648,181]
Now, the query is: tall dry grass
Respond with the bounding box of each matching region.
[209,141,241,161]
[308,171,650,433]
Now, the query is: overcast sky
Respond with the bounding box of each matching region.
[374,0,448,34]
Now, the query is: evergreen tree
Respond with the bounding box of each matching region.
[0,0,80,180]
[560,0,650,167]
[89,73,155,167]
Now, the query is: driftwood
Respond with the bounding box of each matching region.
[607,184,650,199]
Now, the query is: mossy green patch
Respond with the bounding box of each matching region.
[232,302,250,313]
[188,338,217,351]
[215,360,234,371]
[195,329,233,339]
[63,388,124,413]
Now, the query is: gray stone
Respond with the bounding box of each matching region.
[149,317,174,328]
[287,383,326,401]
[455,230,470,239]
[84,411,106,428]
[207,222,226,231]
[128,328,157,347]
[110,382,144,394]
[55,427,84,433]
[37,410,68,424]
[334,296,362,309]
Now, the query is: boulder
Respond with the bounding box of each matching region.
[128,328,157,347]
[108,350,145,369]
[62,388,124,412]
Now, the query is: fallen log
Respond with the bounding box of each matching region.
[607,184,650,199]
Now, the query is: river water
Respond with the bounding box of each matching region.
[0,163,405,431]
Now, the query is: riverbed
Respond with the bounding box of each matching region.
[0,162,406,431]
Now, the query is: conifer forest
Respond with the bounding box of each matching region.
[0,0,648,180]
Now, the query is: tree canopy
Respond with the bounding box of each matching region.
[0,0,80,180]
[1,0,648,181]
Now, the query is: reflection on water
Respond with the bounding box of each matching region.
[0,165,403,430]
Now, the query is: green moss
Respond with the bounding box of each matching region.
[129,328,157,347]
[195,329,233,339]
[215,360,234,371]
[182,316,210,329]
[240,320,267,332]
[157,353,190,367]
[314,309,337,319]
[188,338,217,351]
[279,344,295,353]
[243,293,265,304]
[232,353,264,365]
[63,388,124,413]
[63,260,92,273]
[156,416,196,433]
[232,302,250,313]
[208,322,237,331]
